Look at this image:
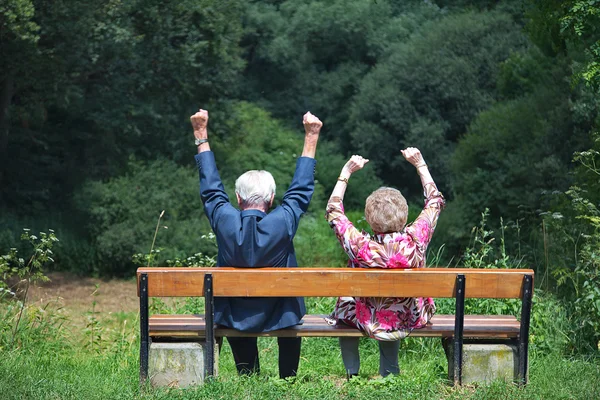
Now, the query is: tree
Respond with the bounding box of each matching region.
[240,0,441,152]
[527,0,600,91]
[526,0,600,351]
[0,0,39,187]
[348,9,529,195]
[0,0,246,213]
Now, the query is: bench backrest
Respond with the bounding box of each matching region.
[136,267,534,299]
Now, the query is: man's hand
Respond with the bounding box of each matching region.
[301,112,322,159]
[190,109,209,139]
[401,147,426,168]
[303,112,323,137]
[342,155,369,177]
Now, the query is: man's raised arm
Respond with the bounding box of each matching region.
[192,109,211,154]
[276,112,323,234]
[192,109,232,229]
[301,112,321,159]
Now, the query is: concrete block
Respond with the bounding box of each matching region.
[149,341,219,388]
[445,341,521,384]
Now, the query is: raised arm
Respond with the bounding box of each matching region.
[328,155,369,202]
[300,111,321,159]
[276,112,323,235]
[325,155,384,266]
[191,109,233,229]
[191,109,211,154]
[402,147,445,247]
[401,147,434,188]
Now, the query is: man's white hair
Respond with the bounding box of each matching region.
[235,170,276,209]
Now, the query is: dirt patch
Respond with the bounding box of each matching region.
[25,272,139,326]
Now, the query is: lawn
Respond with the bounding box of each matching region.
[0,274,599,399]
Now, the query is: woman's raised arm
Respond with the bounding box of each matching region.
[401,147,434,188]
[402,147,445,247]
[328,155,369,202]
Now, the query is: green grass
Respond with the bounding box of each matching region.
[0,304,599,400]
[1,337,599,399]
[0,287,598,400]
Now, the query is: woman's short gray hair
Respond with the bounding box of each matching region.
[364,187,408,234]
[235,170,276,209]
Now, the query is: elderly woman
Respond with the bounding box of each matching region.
[325,148,445,378]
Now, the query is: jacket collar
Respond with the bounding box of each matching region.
[241,209,267,219]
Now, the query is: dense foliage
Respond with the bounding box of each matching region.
[1,0,599,351]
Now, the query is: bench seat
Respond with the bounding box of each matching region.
[149,314,520,339]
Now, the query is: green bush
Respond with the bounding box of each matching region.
[543,133,600,352]
[295,214,349,268]
[76,158,215,276]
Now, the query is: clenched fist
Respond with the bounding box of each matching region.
[401,147,426,168]
[190,109,209,136]
[303,112,323,136]
[343,155,369,175]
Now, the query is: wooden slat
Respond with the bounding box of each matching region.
[149,314,521,339]
[137,267,534,299]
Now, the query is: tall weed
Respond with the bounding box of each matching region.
[0,229,59,348]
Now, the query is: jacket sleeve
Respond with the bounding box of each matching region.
[195,151,234,230]
[277,157,317,237]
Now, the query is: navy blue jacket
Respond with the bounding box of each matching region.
[195,151,316,332]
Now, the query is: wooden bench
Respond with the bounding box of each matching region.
[137,267,534,386]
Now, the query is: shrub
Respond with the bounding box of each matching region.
[76,158,215,276]
[543,133,600,352]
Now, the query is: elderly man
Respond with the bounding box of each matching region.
[191,108,322,379]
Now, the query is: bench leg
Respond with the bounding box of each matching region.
[139,273,149,385]
[204,274,215,378]
[518,275,533,385]
[453,274,466,386]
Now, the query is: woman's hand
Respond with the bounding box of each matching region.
[330,155,369,200]
[401,147,426,168]
[341,155,369,177]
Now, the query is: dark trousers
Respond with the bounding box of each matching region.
[224,336,301,379]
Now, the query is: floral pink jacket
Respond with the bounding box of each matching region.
[325,182,445,340]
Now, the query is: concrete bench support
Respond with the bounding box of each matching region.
[149,341,219,388]
[444,340,522,384]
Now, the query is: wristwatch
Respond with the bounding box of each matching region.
[194,138,208,146]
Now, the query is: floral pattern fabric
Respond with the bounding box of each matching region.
[325,182,445,341]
